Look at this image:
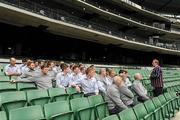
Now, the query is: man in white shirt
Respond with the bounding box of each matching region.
[119,70,132,88]
[56,63,72,88]
[4,57,21,78]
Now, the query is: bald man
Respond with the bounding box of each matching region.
[132,73,149,102]
[4,57,21,78]
[105,76,128,115]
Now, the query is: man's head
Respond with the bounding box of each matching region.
[109,69,116,78]
[134,73,142,81]
[10,57,16,66]
[61,63,69,74]
[27,61,35,70]
[41,65,49,75]
[152,59,159,67]
[73,65,80,74]
[86,67,95,78]
[119,70,128,80]
[99,68,106,77]
[113,76,124,87]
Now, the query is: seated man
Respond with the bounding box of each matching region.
[118,76,134,107]
[4,57,21,78]
[105,76,128,115]
[119,70,132,88]
[56,63,72,88]
[19,61,37,78]
[10,65,53,90]
[72,67,99,97]
[132,73,149,102]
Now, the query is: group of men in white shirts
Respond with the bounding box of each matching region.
[5,57,150,114]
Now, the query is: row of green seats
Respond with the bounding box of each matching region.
[103,92,180,120]
[2,95,108,120]
[0,88,84,114]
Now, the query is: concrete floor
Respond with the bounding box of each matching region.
[171,111,180,120]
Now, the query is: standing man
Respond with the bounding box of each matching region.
[149,59,163,97]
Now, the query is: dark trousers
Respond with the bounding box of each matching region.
[84,92,96,97]
[153,87,163,97]
[109,106,121,115]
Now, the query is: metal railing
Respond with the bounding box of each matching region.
[0,0,178,51]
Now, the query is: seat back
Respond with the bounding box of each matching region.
[88,95,104,106]
[88,95,109,119]
[26,89,50,107]
[17,82,37,91]
[44,101,73,120]
[70,98,93,120]
[48,88,69,101]
[118,108,137,120]
[102,115,119,120]
[0,82,16,93]
[144,100,156,113]
[0,111,7,120]
[66,87,83,99]
[9,105,44,120]
[0,91,27,113]
[133,103,148,119]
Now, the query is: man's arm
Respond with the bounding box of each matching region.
[133,84,149,99]
[109,88,128,109]
[119,86,134,98]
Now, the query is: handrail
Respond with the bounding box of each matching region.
[0,0,178,51]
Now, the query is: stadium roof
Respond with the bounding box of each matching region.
[131,0,180,14]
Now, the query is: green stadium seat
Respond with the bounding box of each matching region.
[70,98,94,120]
[9,105,44,120]
[0,76,10,81]
[133,103,151,120]
[158,95,173,119]
[164,93,178,114]
[0,91,27,114]
[0,82,16,93]
[102,115,119,120]
[48,88,69,102]
[66,87,83,99]
[88,95,109,120]
[144,100,158,120]
[151,97,164,120]
[169,92,180,110]
[44,101,74,120]
[0,111,7,120]
[16,82,37,91]
[26,89,50,107]
[118,108,137,120]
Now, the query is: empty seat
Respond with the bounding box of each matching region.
[9,105,44,120]
[0,76,10,82]
[26,89,50,107]
[143,100,157,120]
[88,95,109,120]
[0,91,27,114]
[17,82,37,91]
[66,87,83,99]
[158,94,173,119]
[118,108,137,120]
[70,98,94,120]
[44,101,74,120]
[151,97,164,120]
[48,88,69,102]
[0,82,16,93]
[102,115,119,120]
[0,111,7,120]
[133,103,149,120]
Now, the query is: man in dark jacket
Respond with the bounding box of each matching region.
[149,59,163,97]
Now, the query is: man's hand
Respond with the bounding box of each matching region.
[10,80,16,83]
